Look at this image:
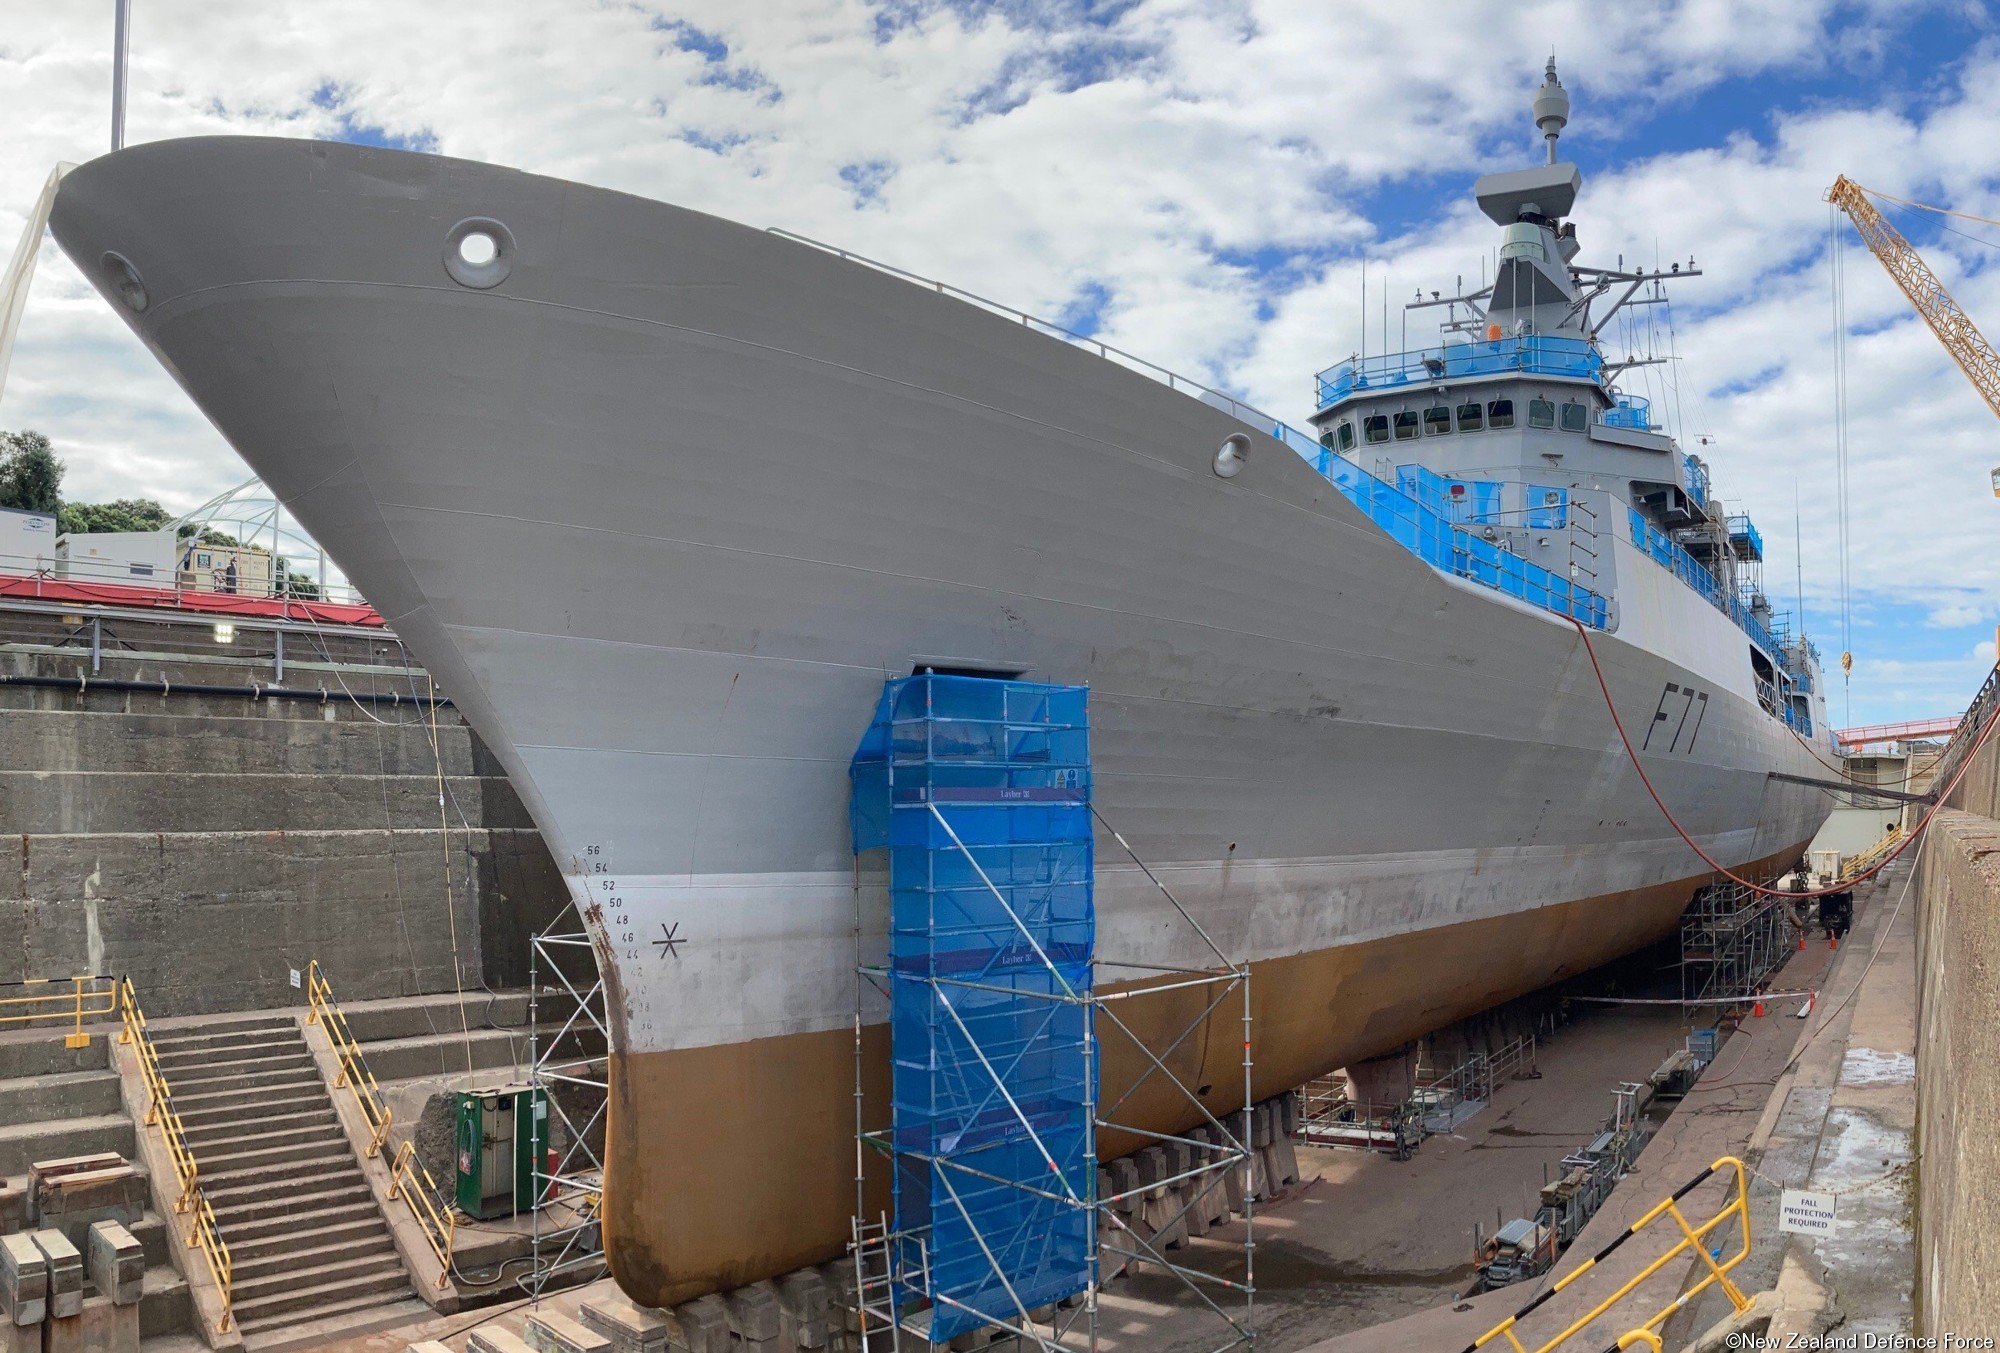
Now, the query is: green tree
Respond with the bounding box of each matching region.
[57,497,172,536]
[275,556,322,599]
[0,430,63,514]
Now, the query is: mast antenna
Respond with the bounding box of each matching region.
[1533,57,1569,165]
[111,0,131,152]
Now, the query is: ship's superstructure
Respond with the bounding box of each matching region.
[1306,62,1825,739]
[48,62,1830,1310]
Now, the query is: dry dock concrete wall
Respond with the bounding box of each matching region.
[1914,724,2000,1334]
[1,634,569,1016]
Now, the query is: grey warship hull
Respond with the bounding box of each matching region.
[50,136,1828,1303]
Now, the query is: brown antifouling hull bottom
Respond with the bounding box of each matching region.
[599,843,1807,1307]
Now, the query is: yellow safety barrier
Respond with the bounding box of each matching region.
[1465,1155,1753,1353]
[116,979,233,1333]
[305,961,456,1287]
[0,975,116,1048]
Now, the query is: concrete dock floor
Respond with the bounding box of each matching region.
[1308,865,1908,1352]
[1095,1003,1701,1352]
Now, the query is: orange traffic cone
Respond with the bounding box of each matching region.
[1830,935,1840,951]
[1797,933,1807,950]
[1752,998,1767,1018]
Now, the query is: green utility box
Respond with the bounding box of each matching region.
[454,1083,550,1220]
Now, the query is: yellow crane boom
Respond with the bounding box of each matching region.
[1826,175,2000,426]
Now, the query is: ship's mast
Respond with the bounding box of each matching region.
[1533,58,1568,166]
[111,0,131,152]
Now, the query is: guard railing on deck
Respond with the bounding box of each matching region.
[1329,457,1610,628]
[1314,335,1603,409]
[1464,1155,1753,1353]
[0,975,116,1048]
[304,960,456,1287]
[115,979,233,1333]
[1626,509,1785,660]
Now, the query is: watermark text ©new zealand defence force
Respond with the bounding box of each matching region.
[1725,1335,1996,1350]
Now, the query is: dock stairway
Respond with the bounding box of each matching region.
[150,1015,425,1346]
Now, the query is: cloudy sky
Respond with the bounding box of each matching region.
[1,0,1996,726]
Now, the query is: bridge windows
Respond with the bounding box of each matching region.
[1363,414,1390,444]
[1527,397,1556,429]
[1393,411,1420,440]
[1560,401,1589,432]
[1456,400,1483,432]
[1424,405,1453,436]
[1488,398,1516,428]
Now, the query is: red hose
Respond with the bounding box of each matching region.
[1567,617,1999,899]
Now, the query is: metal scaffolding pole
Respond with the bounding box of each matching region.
[848,675,1255,1352]
[525,899,610,1298]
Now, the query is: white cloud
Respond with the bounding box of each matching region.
[1928,603,1988,628]
[0,0,1994,722]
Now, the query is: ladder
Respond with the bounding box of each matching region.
[851,1213,903,1352]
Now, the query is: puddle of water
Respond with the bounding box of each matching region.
[1839,1048,1915,1087]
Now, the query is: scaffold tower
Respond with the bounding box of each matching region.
[850,673,1256,1352]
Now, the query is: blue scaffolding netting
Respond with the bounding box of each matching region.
[851,674,1097,1340]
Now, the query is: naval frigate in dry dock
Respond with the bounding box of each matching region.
[49,62,1832,1305]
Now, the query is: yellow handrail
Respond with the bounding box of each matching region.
[305,961,456,1288]
[386,1139,458,1285]
[1466,1156,1753,1353]
[303,960,394,1156]
[116,979,232,1334]
[0,975,117,1048]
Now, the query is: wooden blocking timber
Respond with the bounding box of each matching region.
[723,1282,784,1348]
[816,1260,861,1345]
[578,1288,671,1353]
[0,1233,45,1325]
[1190,1125,1232,1226]
[1094,1166,1128,1282]
[668,1293,731,1353]
[470,1328,538,1353]
[83,1221,143,1306]
[776,1267,832,1348]
[1264,1097,1301,1191]
[1164,1139,1206,1238]
[24,1156,122,1225]
[525,1309,613,1353]
[1107,1155,1145,1239]
[29,1230,81,1320]
[35,1166,146,1250]
[1135,1146,1186,1249]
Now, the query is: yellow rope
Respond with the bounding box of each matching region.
[427,674,474,1074]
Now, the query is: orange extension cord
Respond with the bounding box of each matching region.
[1567,617,2000,900]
